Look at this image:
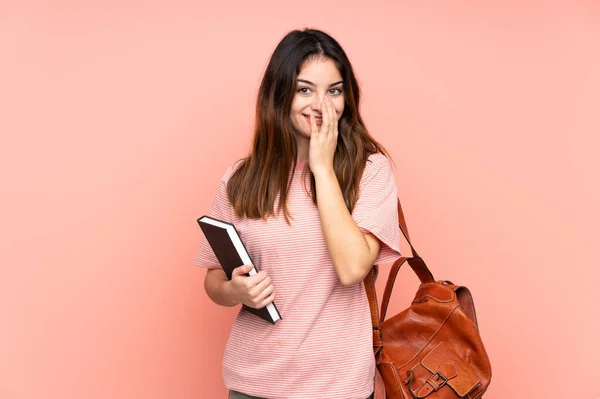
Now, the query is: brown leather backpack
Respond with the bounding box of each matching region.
[364,199,492,399]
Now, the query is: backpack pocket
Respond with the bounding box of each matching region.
[402,341,481,398]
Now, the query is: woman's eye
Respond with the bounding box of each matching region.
[296,87,342,95]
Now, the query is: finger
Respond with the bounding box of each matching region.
[321,99,329,134]
[232,264,254,277]
[326,97,335,136]
[250,275,272,296]
[254,282,275,303]
[331,99,338,140]
[257,290,276,308]
[309,113,318,135]
[318,100,326,133]
[247,270,268,286]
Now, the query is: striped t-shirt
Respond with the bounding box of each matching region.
[195,152,402,399]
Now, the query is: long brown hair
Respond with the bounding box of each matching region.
[227,28,392,224]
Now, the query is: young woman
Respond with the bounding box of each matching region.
[196,28,402,399]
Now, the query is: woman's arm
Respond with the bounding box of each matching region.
[204,269,239,307]
[314,169,381,286]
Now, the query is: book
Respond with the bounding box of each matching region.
[197,215,282,324]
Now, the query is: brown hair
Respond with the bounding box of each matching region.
[227,28,392,224]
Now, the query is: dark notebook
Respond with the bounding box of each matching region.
[197,215,281,324]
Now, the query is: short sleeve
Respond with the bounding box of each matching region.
[194,167,235,270]
[352,153,402,265]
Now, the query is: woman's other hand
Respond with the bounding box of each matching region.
[308,96,339,176]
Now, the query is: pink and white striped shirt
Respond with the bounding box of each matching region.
[195,152,402,399]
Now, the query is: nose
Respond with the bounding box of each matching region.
[310,93,328,113]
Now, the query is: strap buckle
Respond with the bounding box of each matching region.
[373,325,383,340]
[427,371,448,390]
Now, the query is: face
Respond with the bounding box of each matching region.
[290,57,345,139]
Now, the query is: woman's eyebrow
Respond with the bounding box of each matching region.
[297,79,344,87]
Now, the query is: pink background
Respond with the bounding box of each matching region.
[1,1,599,398]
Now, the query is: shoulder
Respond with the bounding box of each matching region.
[220,158,246,185]
[365,152,391,168]
[362,152,393,180]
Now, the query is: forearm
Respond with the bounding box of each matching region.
[314,169,373,286]
[204,269,239,307]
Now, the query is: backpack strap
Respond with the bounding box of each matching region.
[364,198,435,331]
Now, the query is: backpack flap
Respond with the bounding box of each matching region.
[417,341,481,398]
